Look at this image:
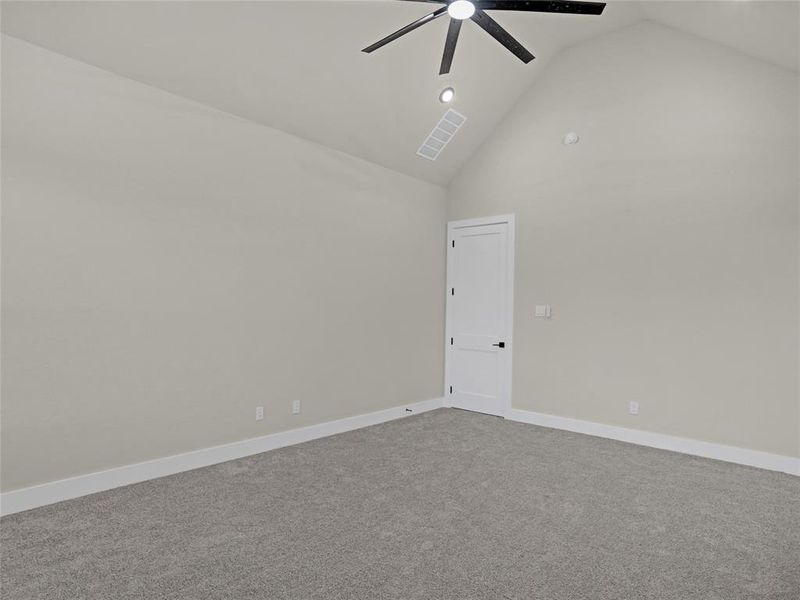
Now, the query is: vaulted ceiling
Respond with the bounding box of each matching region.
[2,1,797,185]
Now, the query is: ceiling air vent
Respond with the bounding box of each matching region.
[416,109,466,161]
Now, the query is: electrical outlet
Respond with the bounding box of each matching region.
[292,400,301,415]
[255,406,264,421]
[629,401,639,415]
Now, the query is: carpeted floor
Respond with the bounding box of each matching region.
[1,408,799,599]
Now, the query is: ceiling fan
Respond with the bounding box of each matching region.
[363,0,606,75]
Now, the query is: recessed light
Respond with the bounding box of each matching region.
[447,0,476,20]
[439,87,455,103]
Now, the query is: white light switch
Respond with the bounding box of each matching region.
[535,305,551,318]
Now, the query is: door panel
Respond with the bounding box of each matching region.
[446,218,513,417]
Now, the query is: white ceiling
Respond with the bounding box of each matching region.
[640,0,799,72]
[2,1,798,185]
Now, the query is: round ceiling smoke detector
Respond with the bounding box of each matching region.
[448,0,476,20]
[562,132,579,145]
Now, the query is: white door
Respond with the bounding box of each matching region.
[445,215,514,417]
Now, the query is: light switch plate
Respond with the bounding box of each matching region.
[535,305,551,318]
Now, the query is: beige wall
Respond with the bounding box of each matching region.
[0,36,446,491]
[448,22,800,458]
[3,17,798,496]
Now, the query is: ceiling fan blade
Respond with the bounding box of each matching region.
[439,18,462,75]
[362,6,448,53]
[477,1,605,15]
[470,9,535,64]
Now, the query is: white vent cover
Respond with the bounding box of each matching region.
[416,109,466,161]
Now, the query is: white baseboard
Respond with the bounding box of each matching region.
[5,400,795,517]
[507,408,800,477]
[0,397,445,517]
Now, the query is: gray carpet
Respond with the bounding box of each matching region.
[2,408,799,599]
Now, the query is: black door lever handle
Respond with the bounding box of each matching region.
[492,342,505,348]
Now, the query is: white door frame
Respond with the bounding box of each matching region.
[444,214,515,417]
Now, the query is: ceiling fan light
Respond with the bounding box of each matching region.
[447,0,476,20]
